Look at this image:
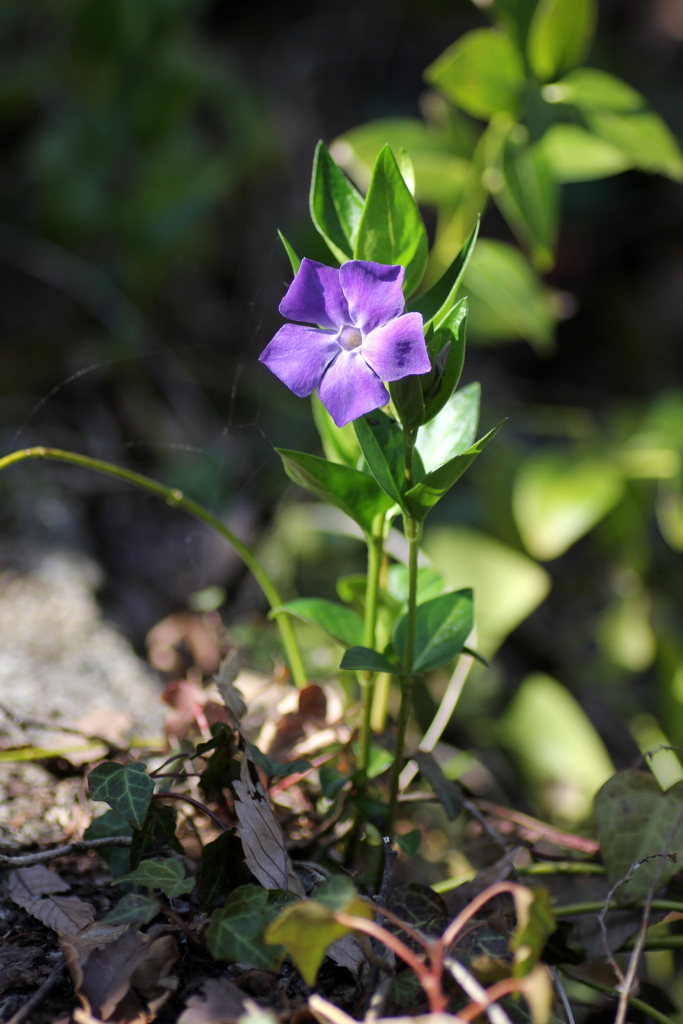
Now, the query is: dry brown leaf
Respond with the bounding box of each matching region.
[60,921,131,995]
[177,977,248,1024]
[8,863,71,904]
[9,865,96,935]
[130,932,178,999]
[232,753,305,898]
[79,927,147,1020]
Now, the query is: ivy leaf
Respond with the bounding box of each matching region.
[206,885,298,970]
[409,219,479,328]
[393,589,473,673]
[82,810,132,879]
[130,803,183,870]
[276,448,394,536]
[266,879,372,985]
[271,597,364,648]
[339,646,400,675]
[102,893,161,927]
[198,831,249,913]
[354,144,428,298]
[386,884,449,950]
[310,140,364,263]
[114,856,195,898]
[87,763,154,830]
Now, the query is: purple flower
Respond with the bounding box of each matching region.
[260,259,431,427]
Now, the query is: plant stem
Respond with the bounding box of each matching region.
[385,429,421,840]
[0,446,308,687]
[554,898,683,916]
[358,524,384,775]
[560,967,677,1024]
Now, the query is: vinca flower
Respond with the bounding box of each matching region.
[260,258,430,427]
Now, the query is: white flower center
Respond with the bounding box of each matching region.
[338,326,362,351]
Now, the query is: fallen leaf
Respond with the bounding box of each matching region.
[178,977,248,1023]
[60,920,131,995]
[130,932,179,1000]
[0,946,43,994]
[79,927,146,1020]
[232,752,305,898]
[9,865,96,935]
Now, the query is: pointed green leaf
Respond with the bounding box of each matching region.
[541,124,632,182]
[393,589,473,672]
[463,239,555,352]
[115,857,195,898]
[276,448,393,535]
[389,373,426,432]
[83,811,132,879]
[354,145,428,297]
[417,382,480,474]
[354,411,407,508]
[409,220,479,328]
[266,887,372,985]
[425,29,525,120]
[311,393,360,468]
[528,0,597,82]
[542,68,645,113]
[130,803,183,870]
[421,301,468,423]
[207,885,298,970]
[199,831,249,913]
[406,421,504,520]
[277,231,301,275]
[339,646,399,674]
[102,894,161,927]
[310,141,364,263]
[395,830,421,857]
[488,132,559,271]
[513,452,625,560]
[88,762,154,830]
[273,597,364,648]
[585,110,683,183]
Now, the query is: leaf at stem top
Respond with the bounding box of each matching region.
[276,448,393,536]
[310,141,365,263]
[354,144,428,298]
[393,589,473,672]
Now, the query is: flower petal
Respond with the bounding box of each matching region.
[318,350,389,427]
[260,324,339,397]
[340,261,405,334]
[279,258,348,329]
[361,312,431,381]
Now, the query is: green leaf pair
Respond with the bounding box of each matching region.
[311,141,427,297]
[341,587,474,676]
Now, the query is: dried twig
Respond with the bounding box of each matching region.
[6,955,67,1024]
[0,836,132,867]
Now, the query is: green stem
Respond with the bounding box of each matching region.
[554,898,683,917]
[560,967,676,1024]
[386,429,421,841]
[358,524,384,774]
[517,861,605,877]
[0,447,307,687]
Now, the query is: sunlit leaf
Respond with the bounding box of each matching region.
[509,886,556,975]
[417,382,480,474]
[272,597,364,648]
[409,220,479,328]
[88,762,154,830]
[311,393,360,468]
[206,885,298,970]
[500,674,615,822]
[354,144,428,297]
[542,68,645,112]
[513,451,625,560]
[276,448,394,536]
[541,124,632,182]
[387,565,444,606]
[425,29,525,120]
[527,0,596,81]
[393,589,473,672]
[115,856,195,898]
[310,141,364,263]
[586,109,683,182]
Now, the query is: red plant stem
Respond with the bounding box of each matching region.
[151,792,228,832]
[334,913,446,1012]
[442,881,521,948]
[458,977,526,1021]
